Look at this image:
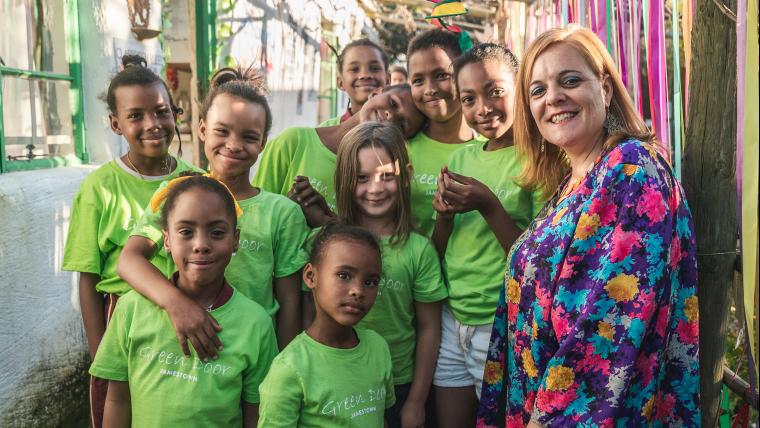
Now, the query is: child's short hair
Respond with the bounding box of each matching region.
[104,55,180,116]
[338,39,389,72]
[200,66,273,140]
[309,221,381,266]
[407,29,462,61]
[389,64,408,79]
[452,43,519,91]
[160,172,238,230]
[383,82,411,94]
[335,121,413,246]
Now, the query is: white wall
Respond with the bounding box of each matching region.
[78,0,164,164]
[0,1,165,424]
[0,167,95,426]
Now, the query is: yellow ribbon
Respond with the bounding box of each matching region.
[149,173,244,218]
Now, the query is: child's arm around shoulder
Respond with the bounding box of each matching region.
[118,216,223,361]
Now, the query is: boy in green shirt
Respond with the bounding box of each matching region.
[406,29,480,236]
[258,223,395,427]
[317,39,389,126]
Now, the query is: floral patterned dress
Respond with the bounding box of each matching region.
[477,139,700,427]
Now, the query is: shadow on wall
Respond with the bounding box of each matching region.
[0,167,94,427]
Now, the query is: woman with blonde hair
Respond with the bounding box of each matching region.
[477,26,699,427]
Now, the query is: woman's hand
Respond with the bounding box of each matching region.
[288,176,334,228]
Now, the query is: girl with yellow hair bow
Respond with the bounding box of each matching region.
[118,66,310,360]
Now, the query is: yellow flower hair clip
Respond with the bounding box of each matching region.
[149,173,244,218]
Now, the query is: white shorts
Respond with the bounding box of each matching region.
[432,304,493,399]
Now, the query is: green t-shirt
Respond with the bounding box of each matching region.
[62,158,199,295]
[358,233,447,384]
[132,189,310,317]
[90,288,278,427]
[258,329,395,428]
[252,127,337,211]
[317,116,341,127]
[406,132,479,236]
[443,142,544,325]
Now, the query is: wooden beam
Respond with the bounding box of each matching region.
[375,0,495,18]
[373,15,487,31]
[682,1,738,425]
[723,366,759,411]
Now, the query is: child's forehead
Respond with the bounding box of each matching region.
[172,188,227,211]
[344,45,384,62]
[320,239,381,268]
[114,82,170,105]
[409,46,456,65]
[357,145,396,164]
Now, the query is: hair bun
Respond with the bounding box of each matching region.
[210,68,242,88]
[121,54,148,69]
[240,65,269,95]
[210,65,269,95]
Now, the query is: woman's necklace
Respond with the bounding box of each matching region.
[559,176,583,200]
[559,142,604,201]
[126,151,172,179]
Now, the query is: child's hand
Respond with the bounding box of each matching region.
[288,176,334,228]
[165,294,223,361]
[432,167,455,220]
[439,170,499,215]
[432,191,454,219]
[400,400,425,428]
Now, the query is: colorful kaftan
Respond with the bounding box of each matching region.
[477,140,700,427]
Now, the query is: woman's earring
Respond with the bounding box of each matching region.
[603,109,622,133]
[540,137,546,154]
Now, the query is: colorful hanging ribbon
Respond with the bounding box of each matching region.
[671,0,683,179]
[737,0,760,393]
[681,0,693,113]
[590,0,607,50]
[646,0,670,159]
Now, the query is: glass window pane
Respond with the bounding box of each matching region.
[0,0,69,74]
[3,76,74,160]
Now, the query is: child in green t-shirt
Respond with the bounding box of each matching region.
[62,54,197,427]
[258,222,395,427]
[406,29,481,236]
[430,44,544,426]
[91,174,278,427]
[333,122,447,428]
[119,67,309,357]
[253,83,426,228]
[318,39,389,127]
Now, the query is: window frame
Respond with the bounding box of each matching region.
[0,0,87,173]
